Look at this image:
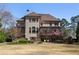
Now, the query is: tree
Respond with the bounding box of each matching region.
[70,15,79,40]
[61,18,70,29]
[0,31,7,43]
[0,4,16,42]
[76,22,79,42]
[0,4,16,31]
[0,10,16,31]
[71,15,79,31]
[61,18,71,39]
[0,18,2,29]
[0,18,6,43]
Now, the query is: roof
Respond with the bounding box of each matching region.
[39,14,60,22]
[17,18,25,22]
[26,12,41,17]
[20,12,61,22]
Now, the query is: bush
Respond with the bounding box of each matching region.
[5,35,13,42]
[17,39,28,44]
[66,36,73,44]
[7,38,33,45]
[0,32,6,43]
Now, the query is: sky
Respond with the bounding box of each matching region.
[1,3,79,22]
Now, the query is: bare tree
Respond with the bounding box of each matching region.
[2,11,16,29]
[0,4,16,31]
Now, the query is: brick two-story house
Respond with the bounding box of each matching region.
[16,12,63,42]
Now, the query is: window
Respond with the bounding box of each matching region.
[21,28,23,33]
[36,27,39,33]
[55,23,58,26]
[29,18,38,22]
[50,23,52,26]
[54,29,56,32]
[32,26,35,33]
[29,27,31,33]
[29,18,31,22]
[21,27,25,33]
[36,18,38,22]
[32,18,36,22]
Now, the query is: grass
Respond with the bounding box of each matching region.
[0,43,79,55]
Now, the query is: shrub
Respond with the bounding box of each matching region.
[17,38,33,44]
[7,38,33,45]
[7,41,17,45]
[5,35,13,42]
[0,32,6,43]
[17,39,28,44]
[66,36,73,44]
[76,22,79,42]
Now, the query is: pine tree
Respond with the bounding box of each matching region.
[76,22,79,42]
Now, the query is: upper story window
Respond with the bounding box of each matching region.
[29,18,31,22]
[36,18,38,22]
[55,23,59,26]
[29,18,38,22]
[21,28,25,33]
[50,23,52,26]
[32,18,36,22]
